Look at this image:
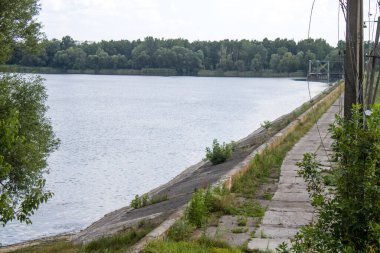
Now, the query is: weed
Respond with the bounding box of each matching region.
[149,194,168,205]
[260,120,272,129]
[130,193,168,209]
[225,201,265,218]
[231,227,248,234]
[205,139,233,165]
[263,188,273,200]
[143,238,242,253]
[167,219,195,242]
[186,189,209,228]
[237,216,247,226]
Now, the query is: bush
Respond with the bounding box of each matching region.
[279,104,380,252]
[167,219,195,241]
[130,193,168,209]
[186,189,209,228]
[205,139,233,165]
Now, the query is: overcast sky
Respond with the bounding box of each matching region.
[38,0,380,46]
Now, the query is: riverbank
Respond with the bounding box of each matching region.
[0,64,304,78]
[0,81,342,252]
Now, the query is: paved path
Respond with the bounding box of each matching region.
[248,97,342,252]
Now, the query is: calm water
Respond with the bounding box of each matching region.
[0,75,327,245]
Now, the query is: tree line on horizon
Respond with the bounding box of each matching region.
[6,36,345,75]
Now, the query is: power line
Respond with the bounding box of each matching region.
[306,0,332,165]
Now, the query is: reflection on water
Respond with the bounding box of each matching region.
[0,75,326,245]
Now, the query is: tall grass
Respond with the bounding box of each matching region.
[142,238,243,253]
[9,221,156,253]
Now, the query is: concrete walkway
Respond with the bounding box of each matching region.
[248,97,342,252]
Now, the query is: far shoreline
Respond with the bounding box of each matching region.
[0,64,305,78]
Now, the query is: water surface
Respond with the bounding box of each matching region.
[0,75,326,245]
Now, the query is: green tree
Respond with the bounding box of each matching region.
[0,0,60,225]
[0,0,43,62]
[0,74,60,225]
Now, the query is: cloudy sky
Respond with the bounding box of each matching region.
[38,0,379,46]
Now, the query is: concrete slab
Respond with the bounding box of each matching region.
[261,210,313,227]
[255,226,300,238]
[248,238,291,252]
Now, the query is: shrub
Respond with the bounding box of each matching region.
[130,193,168,209]
[205,139,233,165]
[260,120,272,129]
[167,219,195,241]
[186,189,209,228]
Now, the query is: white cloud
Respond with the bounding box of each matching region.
[38,0,380,46]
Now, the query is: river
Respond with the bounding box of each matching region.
[0,75,327,245]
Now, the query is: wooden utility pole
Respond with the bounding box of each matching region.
[345,0,364,119]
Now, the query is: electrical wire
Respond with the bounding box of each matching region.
[338,0,344,115]
[306,0,333,166]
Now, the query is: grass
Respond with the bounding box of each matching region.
[237,216,247,227]
[231,84,343,200]
[167,219,195,242]
[225,201,265,218]
[130,193,168,209]
[142,237,243,253]
[263,188,273,200]
[9,220,157,253]
[231,227,248,234]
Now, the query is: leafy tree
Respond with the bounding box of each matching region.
[0,0,43,62]
[6,35,339,75]
[0,74,60,225]
[60,35,75,50]
[269,53,281,72]
[0,0,59,225]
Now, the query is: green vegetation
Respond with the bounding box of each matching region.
[231,87,341,200]
[143,237,243,253]
[205,139,234,165]
[0,0,42,63]
[279,104,380,253]
[167,219,195,242]
[5,35,342,76]
[231,227,248,234]
[0,74,60,225]
[186,189,211,228]
[260,120,272,130]
[9,220,156,253]
[237,216,248,227]
[0,0,60,226]
[130,193,168,209]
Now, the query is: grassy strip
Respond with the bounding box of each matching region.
[142,237,243,253]
[8,220,157,253]
[232,84,342,198]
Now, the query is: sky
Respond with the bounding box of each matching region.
[38,0,380,47]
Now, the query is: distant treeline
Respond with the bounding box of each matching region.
[6,36,345,76]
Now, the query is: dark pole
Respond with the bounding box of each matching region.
[345,0,363,119]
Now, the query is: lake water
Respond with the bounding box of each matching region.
[0,75,327,245]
